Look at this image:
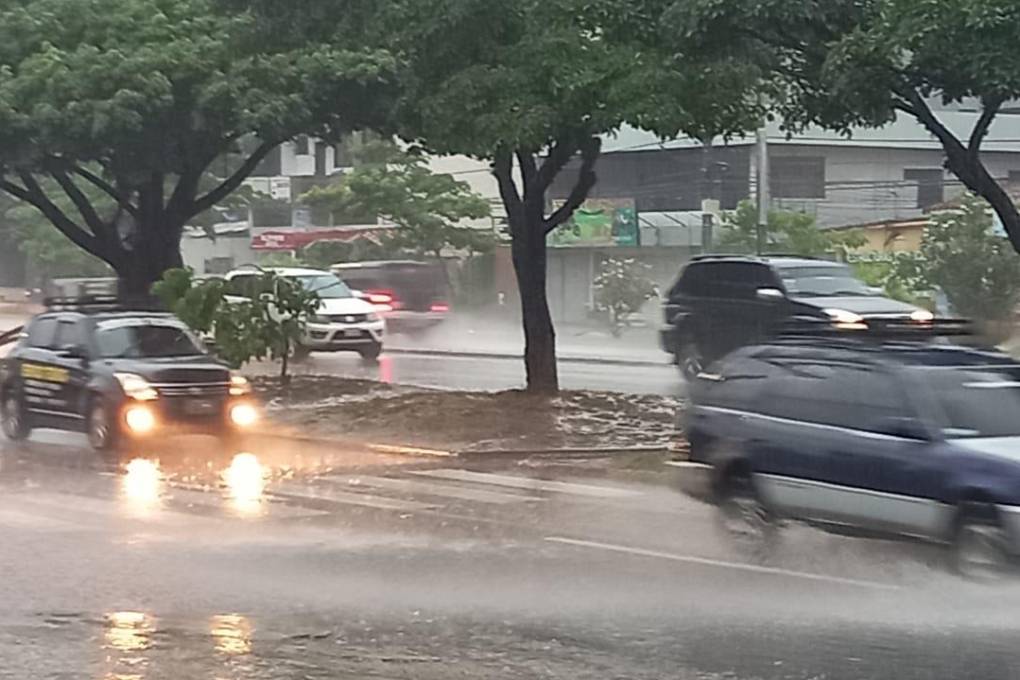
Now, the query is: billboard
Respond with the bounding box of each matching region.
[548,198,639,247]
[250,227,392,251]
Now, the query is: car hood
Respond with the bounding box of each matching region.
[953,437,1020,464]
[101,356,230,383]
[318,297,376,315]
[789,295,922,315]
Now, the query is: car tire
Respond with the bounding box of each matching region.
[358,343,382,362]
[86,397,120,453]
[715,466,777,563]
[951,504,1012,581]
[1,389,31,441]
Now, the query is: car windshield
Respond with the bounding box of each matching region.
[96,321,204,359]
[295,274,352,299]
[780,266,873,297]
[916,365,1020,438]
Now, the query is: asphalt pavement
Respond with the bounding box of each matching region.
[4,431,1020,679]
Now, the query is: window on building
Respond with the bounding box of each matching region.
[294,135,310,155]
[770,156,826,199]
[904,168,944,209]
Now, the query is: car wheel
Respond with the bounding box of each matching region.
[716,469,777,562]
[952,505,1012,581]
[1,390,31,441]
[675,343,704,381]
[86,398,119,453]
[358,343,382,361]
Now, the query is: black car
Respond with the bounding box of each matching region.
[0,298,259,452]
[674,330,1020,578]
[659,255,931,378]
[331,260,451,336]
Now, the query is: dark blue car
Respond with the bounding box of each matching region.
[674,335,1020,578]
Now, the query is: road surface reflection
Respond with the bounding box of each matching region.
[222,453,267,517]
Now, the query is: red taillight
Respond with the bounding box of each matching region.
[366,289,402,311]
[430,303,450,313]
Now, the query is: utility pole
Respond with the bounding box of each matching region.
[755,125,769,255]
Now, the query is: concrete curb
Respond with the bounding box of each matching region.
[385,346,668,368]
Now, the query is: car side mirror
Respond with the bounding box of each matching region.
[756,287,785,302]
[59,343,89,362]
[878,416,930,441]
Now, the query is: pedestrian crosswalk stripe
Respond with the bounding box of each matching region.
[406,469,639,498]
[323,474,545,505]
[271,483,437,512]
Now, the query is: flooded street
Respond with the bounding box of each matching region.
[3,433,1020,679]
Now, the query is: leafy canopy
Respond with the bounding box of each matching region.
[718,201,865,257]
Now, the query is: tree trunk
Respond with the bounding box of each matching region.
[511,219,558,394]
[115,227,185,302]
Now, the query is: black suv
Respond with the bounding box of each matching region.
[332,260,451,335]
[0,298,259,452]
[660,255,930,378]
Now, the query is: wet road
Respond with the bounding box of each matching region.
[4,433,1020,678]
[284,351,683,395]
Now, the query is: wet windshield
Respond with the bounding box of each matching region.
[96,321,204,359]
[917,366,1020,438]
[295,274,352,300]
[780,266,873,297]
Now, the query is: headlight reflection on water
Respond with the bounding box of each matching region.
[223,453,267,517]
[104,611,155,653]
[122,459,162,515]
[210,614,254,655]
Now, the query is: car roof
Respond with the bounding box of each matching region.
[34,310,180,322]
[226,267,331,278]
[331,260,435,270]
[750,338,1020,369]
[689,254,844,269]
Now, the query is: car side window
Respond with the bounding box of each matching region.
[763,359,913,433]
[226,275,256,298]
[26,318,58,349]
[53,319,85,350]
[677,264,710,297]
[712,263,777,301]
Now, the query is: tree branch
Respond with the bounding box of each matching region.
[535,136,579,193]
[896,88,966,153]
[1,173,108,261]
[189,141,276,218]
[49,169,115,245]
[969,95,1005,157]
[493,148,524,232]
[516,149,538,195]
[544,136,602,233]
[70,165,139,219]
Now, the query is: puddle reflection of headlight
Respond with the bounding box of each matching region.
[223,453,267,517]
[104,611,155,652]
[210,614,254,655]
[122,458,162,513]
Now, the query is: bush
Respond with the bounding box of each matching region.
[593,258,658,337]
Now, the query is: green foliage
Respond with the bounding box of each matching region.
[0,0,396,291]
[718,201,866,258]
[153,268,320,381]
[593,258,659,337]
[302,143,494,259]
[889,194,1020,323]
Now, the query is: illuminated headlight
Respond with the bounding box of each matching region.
[911,309,935,324]
[115,373,158,401]
[230,403,259,428]
[229,374,252,397]
[124,405,156,433]
[824,308,867,330]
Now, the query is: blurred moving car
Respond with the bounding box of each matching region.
[331,261,450,336]
[223,267,385,360]
[660,255,932,379]
[675,323,1020,578]
[0,296,258,452]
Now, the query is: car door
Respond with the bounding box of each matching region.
[49,316,91,420]
[707,262,781,358]
[16,316,67,418]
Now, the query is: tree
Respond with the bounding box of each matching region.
[890,194,1020,329]
[718,201,865,257]
[302,143,494,266]
[673,0,1020,253]
[0,0,395,296]
[593,258,659,337]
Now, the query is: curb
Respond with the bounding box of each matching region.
[252,430,454,458]
[385,347,668,368]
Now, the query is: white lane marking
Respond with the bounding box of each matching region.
[325,475,544,505]
[545,537,900,591]
[408,469,639,498]
[271,483,437,512]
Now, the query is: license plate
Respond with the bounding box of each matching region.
[183,399,216,415]
[343,329,362,338]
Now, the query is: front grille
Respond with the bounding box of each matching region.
[328,314,369,324]
[155,383,229,398]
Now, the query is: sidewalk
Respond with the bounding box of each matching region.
[387,318,668,366]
